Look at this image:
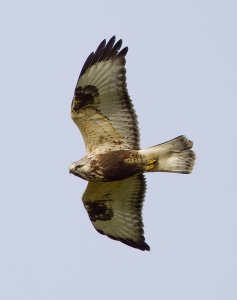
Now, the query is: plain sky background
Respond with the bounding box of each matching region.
[0,1,236,299]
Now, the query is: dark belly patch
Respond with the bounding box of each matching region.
[96,150,142,181]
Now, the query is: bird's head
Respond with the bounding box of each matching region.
[69,157,89,180]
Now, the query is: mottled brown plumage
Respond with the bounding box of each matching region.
[70,36,195,251]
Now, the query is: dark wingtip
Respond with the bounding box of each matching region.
[96,229,150,251]
[108,35,116,44]
[118,46,128,57]
[116,237,150,251]
[79,36,128,79]
[136,241,150,251]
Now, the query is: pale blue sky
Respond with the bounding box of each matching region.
[0,1,236,299]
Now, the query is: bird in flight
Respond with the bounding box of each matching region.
[70,36,195,251]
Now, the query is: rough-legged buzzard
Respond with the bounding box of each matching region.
[69,36,195,251]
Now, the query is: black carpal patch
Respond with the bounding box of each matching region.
[84,200,113,222]
[73,85,99,111]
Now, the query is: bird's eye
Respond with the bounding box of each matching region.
[75,164,82,170]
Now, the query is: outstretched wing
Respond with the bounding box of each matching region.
[71,36,140,154]
[82,174,150,251]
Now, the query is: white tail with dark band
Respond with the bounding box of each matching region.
[140,135,195,174]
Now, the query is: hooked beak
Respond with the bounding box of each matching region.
[69,163,75,174]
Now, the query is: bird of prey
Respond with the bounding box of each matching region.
[70,36,195,251]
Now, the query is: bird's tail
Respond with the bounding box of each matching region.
[140,135,195,174]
